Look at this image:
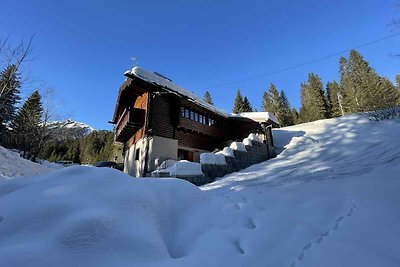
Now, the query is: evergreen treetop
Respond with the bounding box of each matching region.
[242,97,253,112]
[232,90,244,113]
[0,65,21,139]
[279,90,294,126]
[10,90,43,158]
[261,91,273,112]
[203,91,214,105]
[299,73,329,123]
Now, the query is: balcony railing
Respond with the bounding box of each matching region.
[115,108,145,142]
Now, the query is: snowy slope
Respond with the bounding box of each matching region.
[0,114,400,266]
[0,146,52,181]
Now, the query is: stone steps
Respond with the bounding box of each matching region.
[201,141,276,180]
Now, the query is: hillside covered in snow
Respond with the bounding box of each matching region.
[0,146,52,181]
[0,114,399,267]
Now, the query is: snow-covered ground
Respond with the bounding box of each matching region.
[0,146,52,181]
[0,114,399,266]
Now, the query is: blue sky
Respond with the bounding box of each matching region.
[1,0,399,129]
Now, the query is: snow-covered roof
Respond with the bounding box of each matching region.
[125,67,229,118]
[124,67,279,125]
[236,112,279,125]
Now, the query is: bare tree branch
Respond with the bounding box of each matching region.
[0,35,34,99]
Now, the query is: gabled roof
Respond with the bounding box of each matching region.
[124,67,229,118]
[123,67,279,125]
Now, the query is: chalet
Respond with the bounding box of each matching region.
[111,67,279,177]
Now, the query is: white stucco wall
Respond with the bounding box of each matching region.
[124,137,149,177]
[147,136,178,172]
[124,135,178,177]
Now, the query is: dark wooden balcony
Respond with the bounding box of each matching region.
[115,108,145,142]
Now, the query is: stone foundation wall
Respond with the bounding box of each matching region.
[201,141,276,180]
[149,140,276,186]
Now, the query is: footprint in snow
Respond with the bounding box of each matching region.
[244,218,256,229]
[232,240,245,255]
[303,243,312,251]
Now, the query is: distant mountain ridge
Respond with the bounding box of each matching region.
[47,119,95,140]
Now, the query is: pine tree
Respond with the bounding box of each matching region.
[279,90,294,126]
[232,90,244,113]
[338,50,397,113]
[299,73,329,123]
[0,65,21,142]
[261,91,273,112]
[290,108,299,125]
[10,90,43,158]
[374,77,399,109]
[203,91,214,105]
[268,83,281,117]
[326,81,344,117]
[242,97,253,112]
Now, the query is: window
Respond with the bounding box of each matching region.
[178,149,194,161]
[135,148,140,161]
[180,106,220,127]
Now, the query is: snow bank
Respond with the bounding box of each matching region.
[242,138,252,146]
[169,160,204,176]
[229,141,247,152]
[216,147,235,157]
[0,146,51,181]
[0,166,204,266]
[200,153,226,165]
[2,114,400,267]
[243,134,261,146]
[40,160,64,170]
[155,159,177,172]
[247,133,262,143]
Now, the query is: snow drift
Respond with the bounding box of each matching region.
[0,146,51,181]
[1,114,400,266]
[0,167,204,266]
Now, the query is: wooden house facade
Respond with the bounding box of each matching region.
[112,67,279,177]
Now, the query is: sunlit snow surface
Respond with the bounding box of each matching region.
[0,147,51,181]
[1,114,400,266]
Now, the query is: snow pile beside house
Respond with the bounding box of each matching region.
[242,138,252,146]
[247,133,262,143]
[0,146,52,181]
[243,133,262,146]
[216,147,235,157]
[155,159,177,172]
[200,153,226,165]
[229,141,247,152]
[168,160,204,176]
